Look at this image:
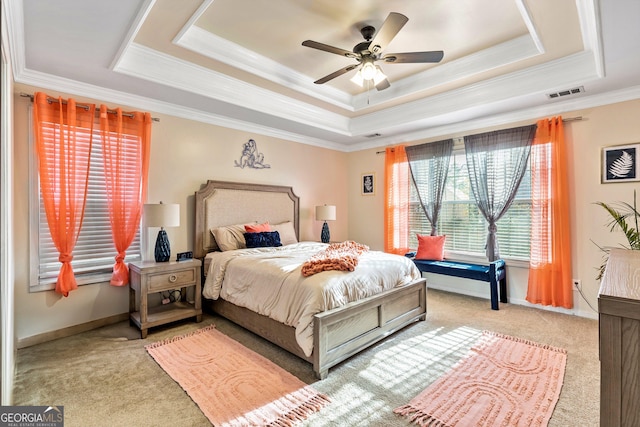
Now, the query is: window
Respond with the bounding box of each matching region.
[30,111,142,291]
[408,149,532,260]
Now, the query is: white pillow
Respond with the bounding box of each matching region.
[271,221,298,245]
[210,223,248,251]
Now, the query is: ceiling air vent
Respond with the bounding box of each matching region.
[547,86,585,99]
[365,133,382,138]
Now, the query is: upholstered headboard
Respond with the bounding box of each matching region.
[193,180,300,259]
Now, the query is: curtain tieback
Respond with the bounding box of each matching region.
[115,252,126,263]
[59,253,73,263]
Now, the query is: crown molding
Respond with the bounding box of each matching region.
[117,34,548,138]
[515,0,544,53]
[350,50,599,135]
[576,0,604,78]
[174,0,546,113]
[109,0,156,71]
[12,57,640,155]
[1,0,25,75]
[175,25,354,111]
[176,21,543,114]
[345,84,640,153]
[14,67,348,151]
[352,34,542,108]
[114,43,351,135]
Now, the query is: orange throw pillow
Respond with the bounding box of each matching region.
[415,234,446,261]
[244,222,271,232]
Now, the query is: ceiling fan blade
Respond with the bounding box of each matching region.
[382,51,444,63]
[314,64,359,84]
[375,78,390,91]
[368,12,408,55]
[302,40,357,58]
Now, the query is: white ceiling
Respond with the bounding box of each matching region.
[4,0,640,151]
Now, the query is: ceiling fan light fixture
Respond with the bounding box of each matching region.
[360,61,377,80]
[350,70,364,87]
[373,66,386,85]
[350,63,386,88]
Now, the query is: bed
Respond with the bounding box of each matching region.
[194,180,427,379]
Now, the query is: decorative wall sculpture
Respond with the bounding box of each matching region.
[235,139,270,169]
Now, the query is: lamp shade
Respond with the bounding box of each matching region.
[315,205,336,221]
[144,203,180,228]
[144,202,180,262]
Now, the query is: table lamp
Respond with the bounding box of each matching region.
[144,202,180,262]
[315,205,336,243]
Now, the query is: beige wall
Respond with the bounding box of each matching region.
[12,84,348,342]
[12,81,640,341]
[348,98,640,319]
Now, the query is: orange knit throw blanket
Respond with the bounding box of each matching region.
[301,241,369,277]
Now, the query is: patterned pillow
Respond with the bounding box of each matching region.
[244,231,283,248]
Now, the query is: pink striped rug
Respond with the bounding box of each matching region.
[395,331,567,427]
[146,325,330,426]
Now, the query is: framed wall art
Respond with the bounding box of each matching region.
[361,173,375,196]
[602,143,640,183]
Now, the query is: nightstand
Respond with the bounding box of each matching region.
[128,259,202,338]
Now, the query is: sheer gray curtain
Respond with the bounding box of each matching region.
[464,125,536,261]
[406,139,453,235]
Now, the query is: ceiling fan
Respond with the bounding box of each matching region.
[302,12,444,91]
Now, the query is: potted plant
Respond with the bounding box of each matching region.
[594,190,640,280]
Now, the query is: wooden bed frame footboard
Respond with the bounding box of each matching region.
[206,278,427,379]
[313,278,427,379]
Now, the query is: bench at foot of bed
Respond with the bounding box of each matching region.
[411,258,507,310]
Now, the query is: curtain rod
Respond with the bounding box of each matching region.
[375,116,583,154]
[20,93,160,122]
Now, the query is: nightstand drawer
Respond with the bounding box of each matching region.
[148,268,196,291]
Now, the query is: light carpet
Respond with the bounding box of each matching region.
[394,330,567,427]
[146,325,330,426]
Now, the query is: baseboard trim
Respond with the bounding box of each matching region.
[427,283,599,319]
[17,313,129,349]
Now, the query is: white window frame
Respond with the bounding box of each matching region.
[28,107,142,292]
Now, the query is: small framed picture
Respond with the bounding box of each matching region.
[602,143,640,183]
[361,173,375,195]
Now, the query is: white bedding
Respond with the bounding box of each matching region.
[203,241,422,356]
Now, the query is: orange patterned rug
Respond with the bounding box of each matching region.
[146,325,330,426]
[394,331,567,427]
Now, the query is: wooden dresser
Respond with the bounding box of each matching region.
[598,248,640,427]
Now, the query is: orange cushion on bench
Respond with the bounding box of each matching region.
[415,234,446,261]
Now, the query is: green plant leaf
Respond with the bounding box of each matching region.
[594,190,640,280]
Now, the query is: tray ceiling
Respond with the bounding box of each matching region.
[5,0,640,151]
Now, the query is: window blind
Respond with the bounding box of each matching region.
[409,150,532,259]
[33,119,142,290]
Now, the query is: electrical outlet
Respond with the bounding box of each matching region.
[572,279,581,291]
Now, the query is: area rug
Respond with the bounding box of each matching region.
[146,325,330,426]
[394,331,567,427]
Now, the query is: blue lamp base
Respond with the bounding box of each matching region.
[154,228,171,262]
[321,221,330,243]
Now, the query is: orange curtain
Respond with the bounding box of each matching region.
[100,106,151,286]
[384,145,411,254]
[34,92,95,297]
[526,116,573,308]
